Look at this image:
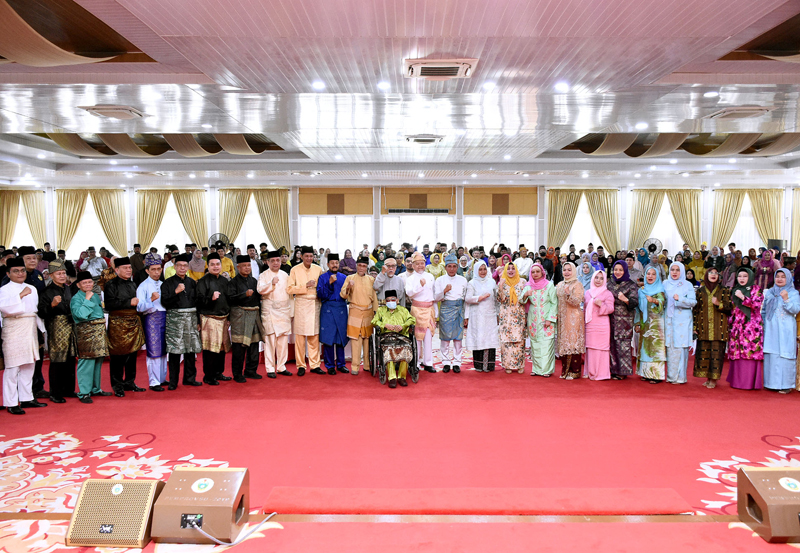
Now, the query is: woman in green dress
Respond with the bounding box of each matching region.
[522,263,558,377]
[634,266,667,383]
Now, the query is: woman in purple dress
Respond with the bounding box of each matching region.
[727,268,764,389]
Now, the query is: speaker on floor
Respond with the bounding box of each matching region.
[738,466,800,543]
[151,467,249,544]
[66,478,165,548]
[767,239,787,252]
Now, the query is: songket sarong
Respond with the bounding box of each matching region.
[46,314,76,363]
[107,309,145,356]
[200,314,232,353]
[380,333,413,363]
[230,306,261,346]
[438,299,465,341]
[166,308,202,354]
[346,304,375,339]
[75,319,109,359]
[410,301,436,340]
[143,311,166,358]
[1,314,40,367]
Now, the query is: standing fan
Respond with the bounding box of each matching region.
[208,233,230,249]
[643,237,663,257]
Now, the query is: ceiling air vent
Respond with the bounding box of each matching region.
[704,106,773,120]
[404,58,478,81]
[78,104,145,120]
[405,134,444,144]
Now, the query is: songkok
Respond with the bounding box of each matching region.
[300,246,314,255]
[278,246,289,256]
[356,256,369,265]
[144,253,162,267]
[133,243,141,248]
[247,244,255,250]
[48,259,67,273]
[411,252,425,263]
[207,252,221,261]
[384,289,398,299]
[444,253,458,265]
[185,243,192,248]
[267,250,281,259]
[17,246,35,256]
[6,257,24,268]
[236,255,250,264]
[43,251,56,262]
[327,253,339,261]
[35,248,43,254]
[76,270,92,282]
[57,249,65,255]
[115,257,131,267]
[260,252,269,260]
[175,253,192,263]
[1,250,14,258]
[87,246,96,252]
[626,253,635,259]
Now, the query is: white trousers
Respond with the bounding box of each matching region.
[3,363,34,407]
[146,356,168,386]
[264,334,289,373]
[416,329,433,367]
[440,340,463,366]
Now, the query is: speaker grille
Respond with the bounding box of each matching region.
[68,480,156,547]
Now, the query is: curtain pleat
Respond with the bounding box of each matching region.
[547,189,583,247]
[20,191,46,248]
[136,190,172,249]
[172,190,208,247]
[710,189,746,248]
[793,189,800,254]
[666,190,702,251]
[219,189,252,243]
[0,191,21,247]
[627,189,665,250]
[748,189,783,245]
[253,189,291,250]
[56,189,88,252]
[89,190,128,256]
[584,189,620,253]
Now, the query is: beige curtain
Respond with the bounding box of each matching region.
[547,189,583,247]
[0,190,21,246]
[20,191,46,248]
[584,189,621,253]
[56,189,88,251]
[710,189,746,247]
[90,190,128,256]
[793,189,800,254]
[628,189,665,250]
[253,189,291,249]
[666,190,701,251]
[136,190,172,249]
[219,189,252,242]
[748,189,783,245]
[172,190,208,247]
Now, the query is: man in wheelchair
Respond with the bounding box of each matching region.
[370,289,416,388]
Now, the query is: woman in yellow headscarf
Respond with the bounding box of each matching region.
[687,250,706,282]
[497,263,528,374]
[425,252,445,279]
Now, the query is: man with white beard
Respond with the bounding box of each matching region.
[404,252,436,373]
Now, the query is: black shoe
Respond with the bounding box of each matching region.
[267,373,277,379]
[398,378,408,387]
[149,385,165,392]
[453,366,461,373]
[113,389,125,398]
[488,367,495,372]
[297,367,306,376]
[278,370,293,376]
[92,391,112,397]
[327,368,336,375]
[233,376,247,383]
[183,380,202,387]
[78,396,93,404]
[7,406,25,415]
[310,368,325,375]
[424,366,435,373]
[388,379,397,388]
[34,389,50,399]
[124,385,146,392]
[160,381,168,387]
[337,367,349,373]
[203,379,220,386]
[167,384,177,390]
[49,396,66,404]
[442,365,451,373]
[244,372,263,380]
[217,375,232,381]
[20,400,47,408]
[611,374,623,380]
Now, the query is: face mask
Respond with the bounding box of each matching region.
[386,301,397,310]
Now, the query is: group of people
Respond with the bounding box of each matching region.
[1,236,799,416]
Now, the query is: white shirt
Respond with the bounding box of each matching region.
[250,258,261,279]
[513,257,533,280]
[404,270,435,303]
[0,281,39,318]
[434,273,468,302]
[136,277,165,314]
[80,256,107,277]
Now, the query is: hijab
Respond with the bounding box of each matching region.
[488,255,498,270]
[578,261,593,289]
[590,252,603,272]
[763,268,794,321]
[374,252,385,272]
[546,247,558,266]
[501,263,521,304]
[342,249,357,272]
[430,253,441,266]
[741,256,752,269]
[610,260,631,284]
[663,262,695,318]
[684,269,698,286]
[528,262,550,290]
[731,268,755,320]
[585,270,607,324]
[757,249,777,271]
[703,268,720,293]
[189,249,206,273]
[471,260,496,295]
[638,267,666,322]
[561,261,578,283]
[637,249,650,266]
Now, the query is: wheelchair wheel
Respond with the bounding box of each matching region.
[410,363,419,383]
[368,334,376,377]
[409,325,419,383]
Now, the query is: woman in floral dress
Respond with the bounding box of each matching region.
[607,260,639,380]
[522,263,558,377]
[635,267,667,383]
[555,261,584,379]
[497,263,528,374]
[726,268,764,390]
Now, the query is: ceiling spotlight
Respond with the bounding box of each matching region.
[471,173,477,178]
[361,173,368,178]
[334,154,343,160]
[669,159,678,164]
[189,173,196,178]
[36,153,45,160]
[634,173,641,178]
[649,165,657,171]
[482,82,496,92]
[714,182,720,187]
[728,158,737,164]
[705,164,713,169]
[201,123,212,129]
[110,160,118,165]
[634,122,648,130]
[503,154,511,160]
[312,80,326,90]
[24,172,31,178]
[377,81,390,91]
[247,172,254,179]
[681,172,690,177]
[203,183,210,188]
[125,173,133,178]
[523,173,529,177]
[628,182,634,187]
[581,173,589,179]
[310,173,316,177]
[34,183,41,188]
[119,184,126,188]
[554,81,570,93]
[703,91,719,98]
[418,172,425,178]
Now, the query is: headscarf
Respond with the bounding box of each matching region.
[731,268,755,320]
[488,255,497,270]
[374,251,385,272]
[561,261,577,283]
[459,255,470,269]
[499,253,511,267]
[637,248,650,267]
[741,256,752,269]
[430,253,441,266]
[546,247,558,266]
[663,262,693,318]
[590,252,603,272]
[501,262,521,304]
[471,260,496,296]
[342,249,357,273]
[528,262,550,290]
[703,267,720,293]
[189,249,206,273]
[684,269,699,286]
[610,260,631,284]
[578,261,593,289]
[763,268,794,321]
[638,267,666,322]
[756,249,777,272]
[585,270,607,324]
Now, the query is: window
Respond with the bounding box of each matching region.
[7,202,35,249]
[560,194,602,251]
[381,215,453,249]
[299,215,372,255]
[150,194,192,254]
[464,215,536,252]
[63,194,116,259]
[652,195,689,256]
[231,195,271,251]
[728,193,764,252]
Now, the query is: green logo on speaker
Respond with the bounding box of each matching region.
[191,478,214,493]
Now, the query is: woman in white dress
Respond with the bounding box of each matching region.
[464,261,499,372]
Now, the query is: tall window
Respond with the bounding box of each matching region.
[728,193,764,252]
[150,194,192,254]
[64,194,115,260]
[299,215,372,255]
[464,215,536,252]
[7,202,35,249]
[560,194,602,251]
[231,195,271,251]
[651,195,690,256]
[381,215,454,249]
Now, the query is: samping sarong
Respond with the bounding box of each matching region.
[438,299,465,341]
[75,319,109,359]
[166,308,202,355]
[380,333,413,363]
[1,314,40,367]
[107,309,145,356]
[143,311,167,358]
[410,301,436,340]
[46,314,76,363]
[346,304,374,339]
[200,314,232,353]
[230,306,262,347]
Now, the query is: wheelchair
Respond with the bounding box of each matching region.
[368,324,419,385]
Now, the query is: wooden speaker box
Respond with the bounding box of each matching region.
[738,466,800,543]
[151,467,249,544]
[66,479,165,548]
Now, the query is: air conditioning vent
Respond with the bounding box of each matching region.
[388,208,449,214]
[704,106,773,120]
[405,134,444,144]
[78,104,145,120]
[404,58,478,81]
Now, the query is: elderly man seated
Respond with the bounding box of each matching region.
[370,289,416,388]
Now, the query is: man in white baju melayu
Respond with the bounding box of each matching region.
[404,252,436,373]
[257,250,294,377]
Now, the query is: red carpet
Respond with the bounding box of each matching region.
[263,486,693,515]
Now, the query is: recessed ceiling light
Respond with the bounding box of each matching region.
[628,182,634,187]
[270,181,275,185]
[728,158,737,164]
[36,153,45,159]
[34,183,41,188]
[310,173,316,177]
[189,173,196,178]
[704,91,719,98]
[312,80,326,90]
[669,159,678,164]
[418,172,424,178]
[554,81,570,93]
[705,164,713,169]
[523,173,529,177]
[361,173,368,178]
[119,184,126,187]
[203,183,209,188]
[649,165,657,171]
[482,82,496,92]
[132,165,138,169]
[503,154,511,160]
[334,154,343,160]
[471,173,477,178]
[635,122,648,130]
[201,124,212,130]
[581,173,589,179]
[125,173,133,178]
[109,160,118,165]
[714,182,720,187]
[24,172,31,178]
[377,81,390,91]
[634,173,641,178]
[247,172,254,179]
[681,172,690,177]
[559,180,565,184]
